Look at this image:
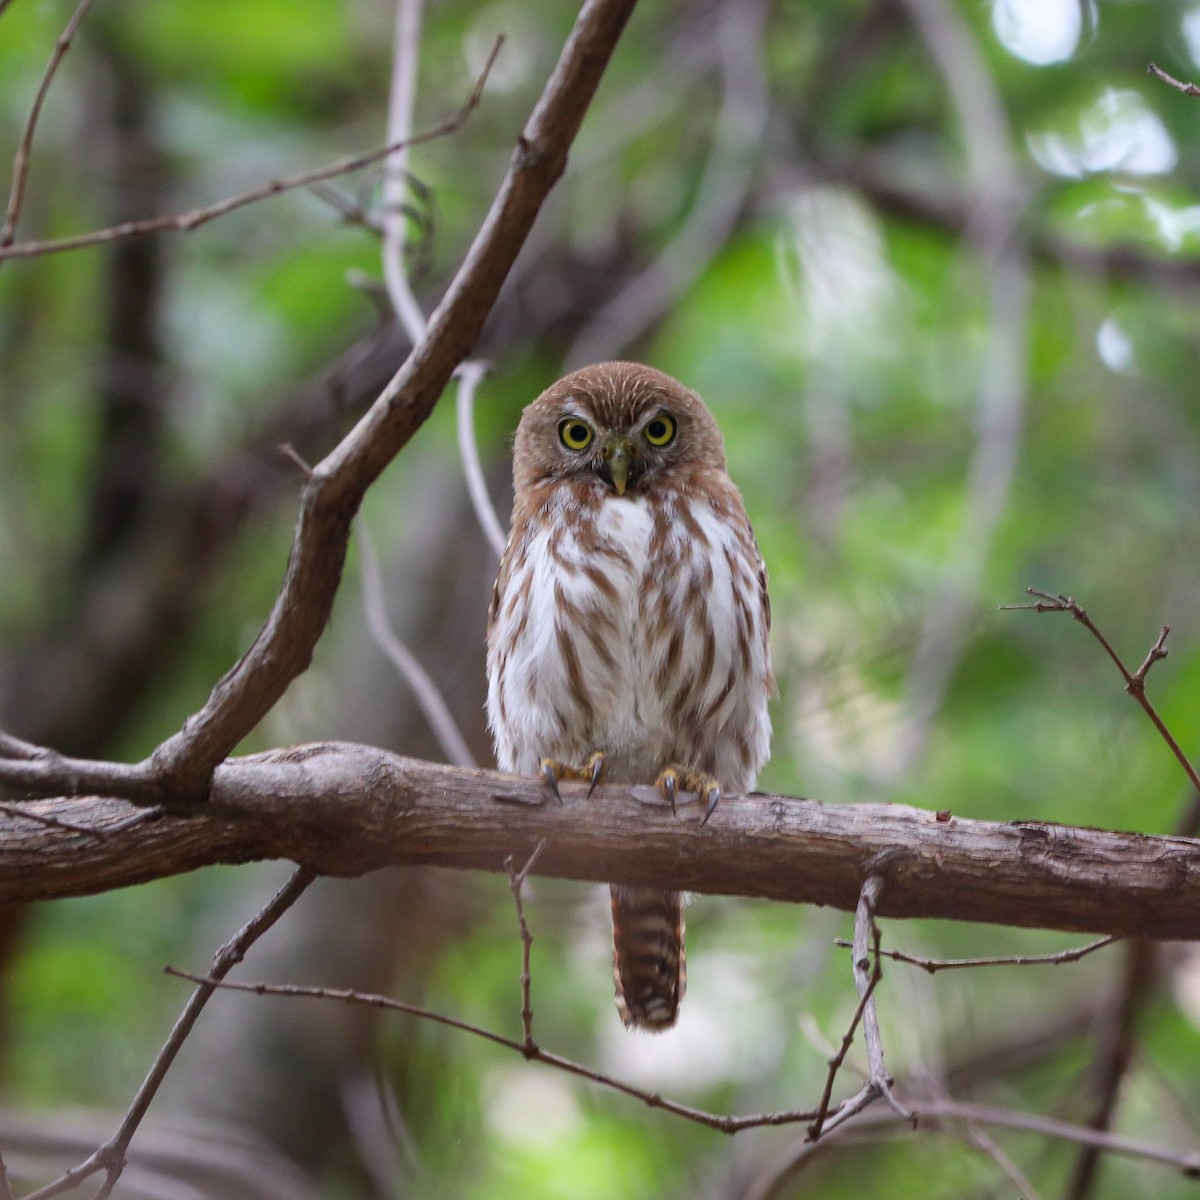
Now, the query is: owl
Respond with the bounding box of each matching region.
[486,361,773,1031]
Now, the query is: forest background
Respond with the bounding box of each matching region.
[3,0,1200,1197]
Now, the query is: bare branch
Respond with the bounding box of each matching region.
[376,6,507,560]
[21,867,316,1200]
[836,934,1118,973]
[455,360,507,557]
[355,520,477,769]
[157,962,1200,1180]
[0,733,45,761]
[4,746,1200,939]
[816,877,911,1138]
[0,0,99,250]
[807,920,883,1139]
[162,966,833,1135]
[958,1120,1045,1200]
[381,0,432,345]
[1001,597,1196,1197]
[745,1097,1200,1197]
[94,0,638,805]
[0,41,502,262]
[505,840,546,1050]
[898,1098,1200,1176]
[1148,62,1200,97]
[1004,590,1200,796]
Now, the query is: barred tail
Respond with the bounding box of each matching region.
[610,885,686,1032]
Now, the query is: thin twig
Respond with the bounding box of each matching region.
[455,360,507,557]
[381,0,431,345]
[1003,589,1200,795]
[808,941,883,1139]
[0,0,99,249]
[805,875,912,1144]
[854,876,910,1122]
[834,934,1118,973]
[307,180,384,235]
[277,443,314,479]
[355,519,476,769]
[163,966,841,1134]
[22,866,316,1200]
[0,748,161,805]
[378,8,506,558]
[0,39,502,263]
[745,1096,1200,1197]
[1012,592,1200,1196]
[1148,62,1200,97]
[0,731,46,760]
[914,1098,1200,1175]
[505,839,546,1051]
[960,1121,1045,1200]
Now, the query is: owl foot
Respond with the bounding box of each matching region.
[655,766,721,824]
[540,751,606,804]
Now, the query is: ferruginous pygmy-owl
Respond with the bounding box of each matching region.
[486,361,773,1031]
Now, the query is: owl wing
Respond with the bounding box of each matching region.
[487,545,513,636]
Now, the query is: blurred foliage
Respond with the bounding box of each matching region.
[5,0,1200,1196]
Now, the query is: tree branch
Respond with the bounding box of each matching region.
[0,0,98,250]
[3,747,1200,941]
[20,866,315,1200]
[83,0,637,804]
[0,44,499,263]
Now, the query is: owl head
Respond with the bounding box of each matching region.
[512,361,728,498]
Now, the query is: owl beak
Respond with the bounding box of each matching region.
[600,434,636,496]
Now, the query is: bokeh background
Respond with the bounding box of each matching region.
[3,0,1200,1196]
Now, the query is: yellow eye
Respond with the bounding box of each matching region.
[558,419,594,450]
[644,412,676,446]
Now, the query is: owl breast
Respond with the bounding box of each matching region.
[487,486,771,793]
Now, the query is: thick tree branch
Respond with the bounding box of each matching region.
[4,747,1200,941]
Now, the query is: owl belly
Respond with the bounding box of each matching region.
[488,493,769,793]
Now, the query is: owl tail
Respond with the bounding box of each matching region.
[610,885,686,1031]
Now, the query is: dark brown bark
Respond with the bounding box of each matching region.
[5,748,1200,941]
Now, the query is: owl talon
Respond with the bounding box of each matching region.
[540,759,564,805]
[656,766,721,821]
[540,752,607,803]
[586,751,607,798]
[658,769,678,815]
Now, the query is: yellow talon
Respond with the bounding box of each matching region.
[655,765,721,823]
[540,752,607,802]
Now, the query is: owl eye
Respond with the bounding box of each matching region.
[558,419,594,451]
[644,413,676,446]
